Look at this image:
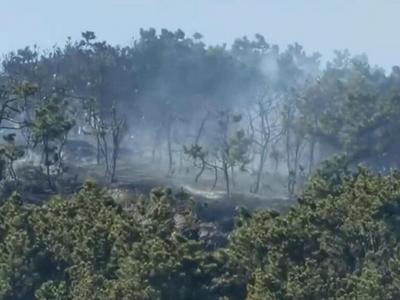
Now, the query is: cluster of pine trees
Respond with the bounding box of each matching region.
[2,29,400,299]
[2,161,400,299]
[3,30,400,196]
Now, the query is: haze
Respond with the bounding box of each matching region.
[3,1,400,298]
[1,0,400,70]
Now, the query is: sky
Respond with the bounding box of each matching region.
[1,0,399,70]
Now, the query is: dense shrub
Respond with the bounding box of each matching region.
[227,167,400,299]
[0,183,229,299]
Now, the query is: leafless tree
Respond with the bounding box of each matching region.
[247,91,282,193]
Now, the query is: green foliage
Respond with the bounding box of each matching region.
[4,28,400,300]
[226,167,400,299]
[3,159,400,299]
[299,53,400,170]
[2,29,267,126]
[32,93,74,143]
[0,183,231,299]
[0,134,24,181]
[32,92,75,190]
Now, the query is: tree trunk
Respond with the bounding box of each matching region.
[195,112,209,144]
[167,129,173,175]
[211,166,218,191]
[195,159,206,183]
[44,139,55,191]
[230,166,235,187]
[96,136,101,165]
[223,160,230,198]
[152,128,162,162]
[308,138,315,175]
[254,143,268,193]
[110,142,118,183]
[101,134,110,176]
[166,117,173,175]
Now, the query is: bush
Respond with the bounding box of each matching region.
[227,167,400,299]
[3,166,400,299]
[0,183,229,299]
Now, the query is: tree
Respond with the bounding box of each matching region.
[109,103,127,183]
[0,82,37,131]
[298,52,400,171]
[0,182,231,299]
[0,133,25,182]
[0,82,38,186]
[281,91,307,198]
[185,110,252,197]
[83,98,126,183]
[226,162,400,299]
[247,91,281,193]
[32,91,75,191]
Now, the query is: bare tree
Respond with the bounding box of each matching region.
[83,98,126,183]
[247,91,282,193]
[281,93,306,198]
[185,110,251,197]
[110,104,127,183]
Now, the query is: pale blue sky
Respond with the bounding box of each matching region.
[1,0,399,70]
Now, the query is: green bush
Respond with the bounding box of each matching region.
[0,183,228,299]
[3,166,400,299]
[227,167,400,299]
